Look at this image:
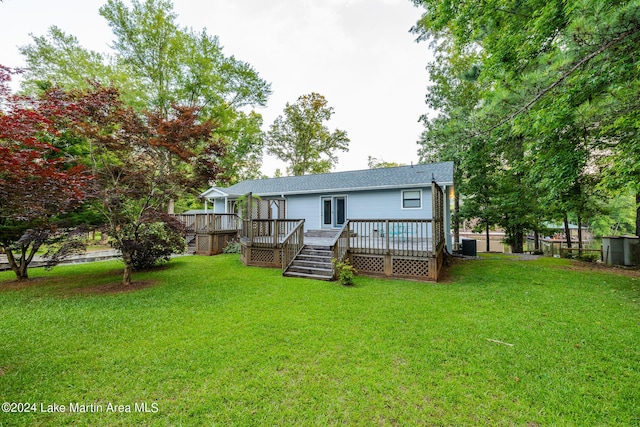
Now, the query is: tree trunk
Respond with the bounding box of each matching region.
[563,213,572,249]
[636,192,640,237]
[123,265,133,286]
[485,221,490,252]
[577,214,583,251]
[5,247,29,281]
[512,229,524,253]
[122,251,133,286]
[534,229,540,251]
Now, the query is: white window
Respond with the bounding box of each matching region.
[402,190,422,209]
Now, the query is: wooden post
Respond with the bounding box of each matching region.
[385,220,390,255]
[273,220,278,247]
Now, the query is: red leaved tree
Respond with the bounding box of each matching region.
[66,83,226,286]
[0,66,91,280]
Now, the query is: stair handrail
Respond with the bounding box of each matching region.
[281,220,305,273]
[330,221,351,279]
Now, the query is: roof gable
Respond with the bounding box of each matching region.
[204,161,454,198]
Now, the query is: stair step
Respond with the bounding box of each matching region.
[283,271,333,281]
[283,243,336,281]
[300,249,332,256]
[292,260,332,268]
[305,230,339,238]
[297,253,332,260]
[287,263,332,273]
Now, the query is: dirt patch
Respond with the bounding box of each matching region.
[0,277,51,291]
[561,260,640,278]
[0,366,7,377]
[1,276,160,296]
[67,280,159,295]
[436,256,460,283]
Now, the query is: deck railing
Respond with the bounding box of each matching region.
[241,219,305,248]
[174,213,240,233]
[281,220,305,272]
[330,222,351,277]
[348,219,434,257]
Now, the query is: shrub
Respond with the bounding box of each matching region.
[578,252,600,263]
[111,221,186,271]
[223,240,242,254]
[562,250,600,263]
[332,258,357,286]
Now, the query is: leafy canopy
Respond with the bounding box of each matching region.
[266,93,350,176]
[64,83,226,285]
[20,0,271,184]
[0,66,92,280]
[413,0,640,241]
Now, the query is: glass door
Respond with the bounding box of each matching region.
[334,197,345,226]
[322,198,333,228]
[322,196,346,228]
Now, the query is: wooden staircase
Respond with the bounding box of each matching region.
[283,244,334,281]
[186,233,197,254]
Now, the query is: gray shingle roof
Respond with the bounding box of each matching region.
[204,161,454,198]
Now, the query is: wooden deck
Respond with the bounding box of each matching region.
[240,234,433,254]
[174,208,447,281]
[239,219,444,281]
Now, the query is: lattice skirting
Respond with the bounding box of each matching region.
[250,248,275,264]
[197,235,212,254]
[351,255,385,275]
[195,232,237,255]
[241,246,282,268]
[351,254,434,281]
[238,244,441,281]
[392,258,430,278]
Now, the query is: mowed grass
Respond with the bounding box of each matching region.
[0,255,639,426]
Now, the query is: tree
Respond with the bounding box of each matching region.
[0,66,91,280]
[417,38,489,248]
[67,83,226,285]
[367,156,404,169]
[266,93,349,176]
[412,0,640,243]
[457,137,500,252]
[20,0,270,184]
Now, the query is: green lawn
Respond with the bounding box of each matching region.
[1,255,639,426]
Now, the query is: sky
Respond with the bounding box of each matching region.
[0,0,434,176]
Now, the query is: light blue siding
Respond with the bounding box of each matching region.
[284,187,435,232]
[213,199,226,213]
[285,194,324,231]
[347,188,433,219]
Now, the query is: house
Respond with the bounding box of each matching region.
[201,162,454,248]
[189,162,454,281]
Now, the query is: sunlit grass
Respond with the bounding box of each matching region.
[1,255,639,426]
